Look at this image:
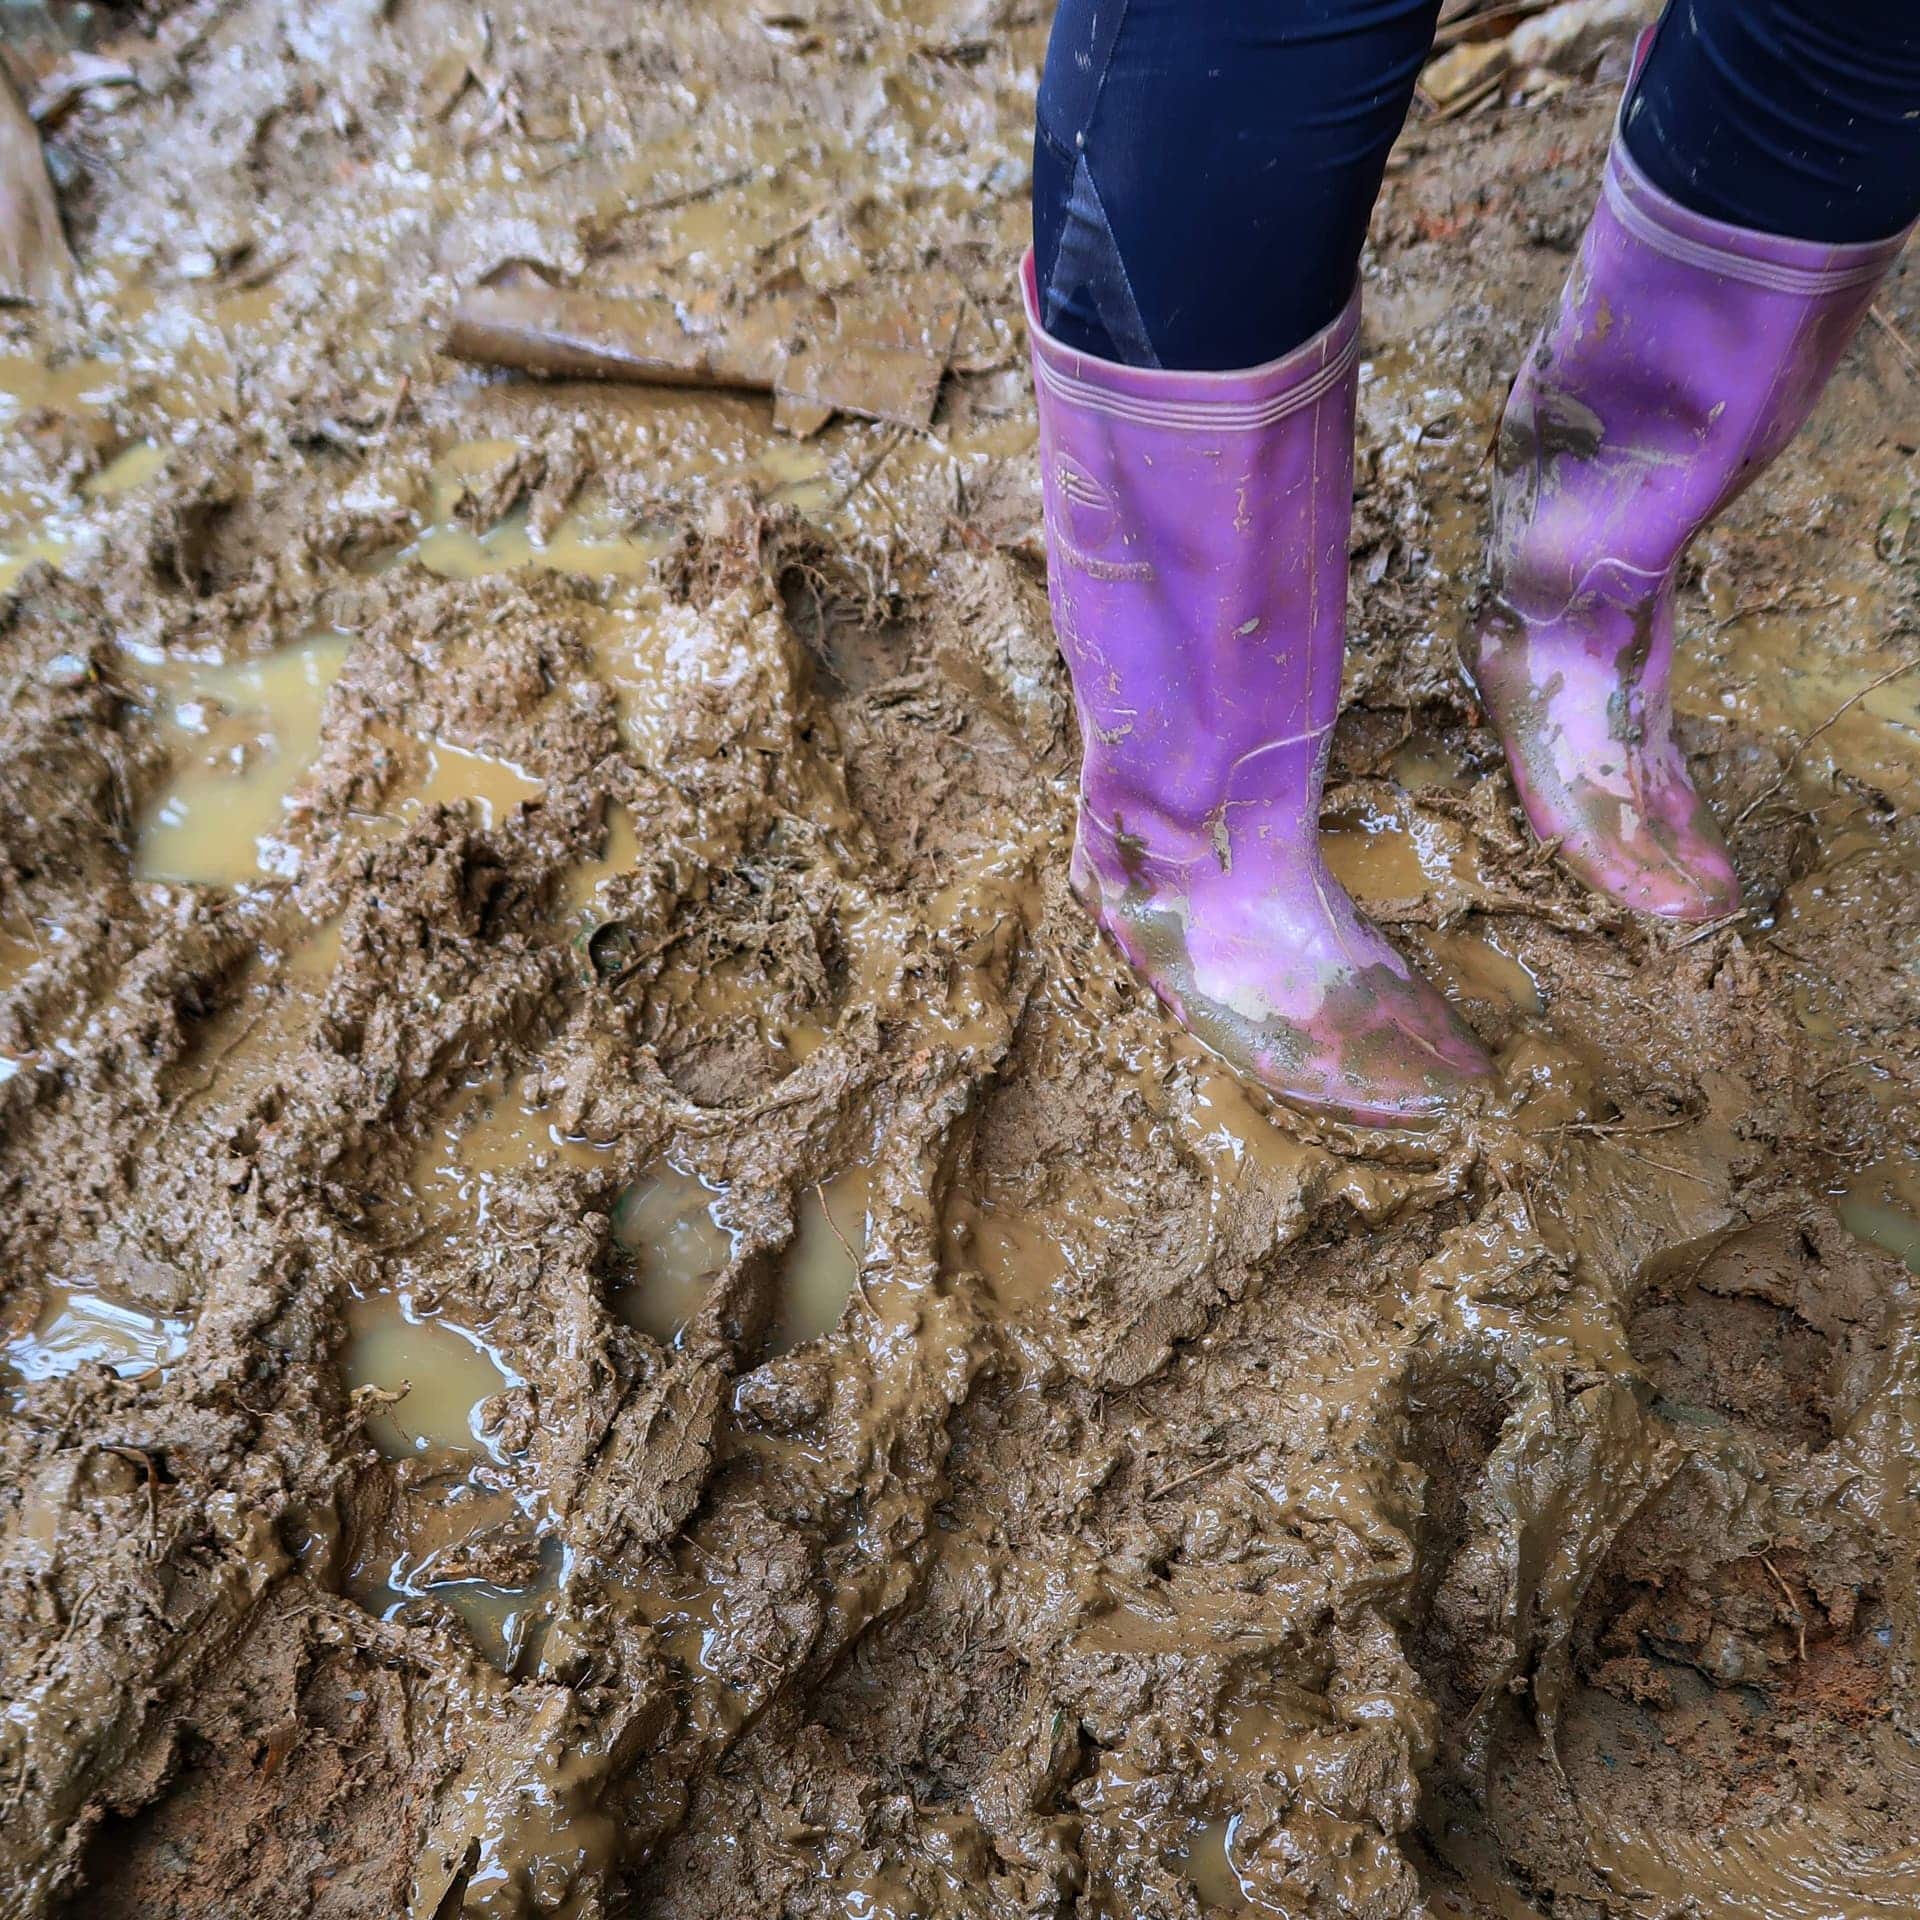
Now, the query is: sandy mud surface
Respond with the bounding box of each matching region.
[2,1,1919,1915]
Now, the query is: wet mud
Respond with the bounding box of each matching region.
[1,2,1919,1916]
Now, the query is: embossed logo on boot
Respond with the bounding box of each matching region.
[1048,454,1154,582]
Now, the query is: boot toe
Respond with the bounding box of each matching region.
[1299,969,1493,1127]
[1552,813,1740,923]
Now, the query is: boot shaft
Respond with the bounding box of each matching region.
[1496,124,1910,629]
[1021,252,1361,869]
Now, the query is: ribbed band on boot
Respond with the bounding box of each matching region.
[1605,114,1913,297]
[1020,252,1361,435]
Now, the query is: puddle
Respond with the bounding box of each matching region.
[770,1166,875,1352]
[353,1529,566,1674]
[1390,737,1475,792]
[137,631,352,885]
[341,1288,523,1461]
[1169,1817,1251,1912]
[0,348,119,423]
[609,1158,735,1344]
[391,737,545,830]
[340,1287,558,1669]
[0,527,76,595]
[0,350,180,588]
[338,731,546,844]
[1322,800,1461,904]
[411,1072,613,1253]
[284,917,342,982]
[1839,1165,1920,1275]
[83,439,166,498]
[404,439,664,581]
[560,802,641,924]
[1417,925,1542,1014]
[336,1064,614,1663]
[0,1287,192,1405]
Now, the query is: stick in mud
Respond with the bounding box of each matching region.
[443,271,775,393]
[0,65,74,307]
[443,268,952,429]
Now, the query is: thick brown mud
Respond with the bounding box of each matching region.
[2,3,1919,1917]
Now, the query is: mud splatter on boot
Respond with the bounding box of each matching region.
[1474,96,1910,920]
[1022,255,1490,1127]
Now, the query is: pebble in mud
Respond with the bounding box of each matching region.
[2,2,1920,1917]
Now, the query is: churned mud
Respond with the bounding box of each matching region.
[2,1,1919,1916]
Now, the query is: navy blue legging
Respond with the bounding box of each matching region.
[1032,0,1920,371]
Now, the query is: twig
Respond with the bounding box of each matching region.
[1761,1554,1808,1662]
[1810,1052,1889,1089]
[1870,305,1919,382]
[1613,1147,1711,1186]
[1431,69,1507,122]
[1732,656,1920,829]
[1711,592,1837,632]
[1147,1443,1260,1502]
[378,373,412,438]
[816,1181,879,1323]
[1670,908,1748,950]
[826,426,905,517]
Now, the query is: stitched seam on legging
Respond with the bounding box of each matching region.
[1034,114,1076,166]
[1038,0,1163,367]
[1033,329,1360,430]
[1083,0,1132,141]
[1062,153,1160,368]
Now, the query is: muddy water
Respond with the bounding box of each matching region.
[343,1288,523,1465]
[401,738,546,828]
[1841,1164,1920,1274]
[341,1287,558,1669]
[409,440,664,582]
[0,1287,191,1405]
[559,803,641,926]
[609,1160,734,1343]
[137,631,352,884]
[776,1165,875,1352]
[334,1079,613,1666]
[1169,1819,1247,1911]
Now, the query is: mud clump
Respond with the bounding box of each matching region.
[3,1,1920,1917]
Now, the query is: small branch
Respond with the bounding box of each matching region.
[1732,656,1920,828]
[816,1181,879,1323]
[1870,305,1918,383]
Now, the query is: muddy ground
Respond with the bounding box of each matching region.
[2,1,1919,1915]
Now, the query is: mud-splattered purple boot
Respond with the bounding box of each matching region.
[1475,112,1911,920]
[1021,254,1490,1128]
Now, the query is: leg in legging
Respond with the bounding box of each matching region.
[1474,0,1919,920]
[1022,1,1492,1130]
[1032,0,1442,370]
[1625,0,1920,244]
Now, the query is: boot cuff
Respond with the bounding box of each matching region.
[1603,128,1912,296]
[1018,250,1360,433]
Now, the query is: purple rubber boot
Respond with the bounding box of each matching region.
[1474,104,1911,920]
[1021,254,1490,1128]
